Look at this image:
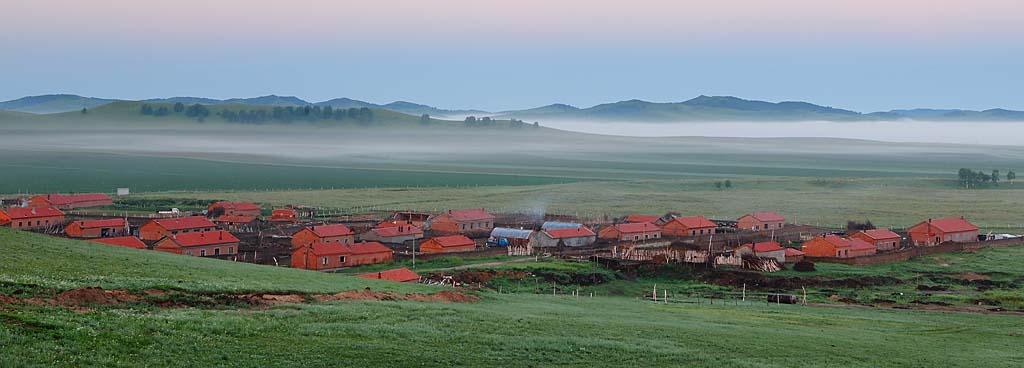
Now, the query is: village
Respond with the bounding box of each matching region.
[2,191,1019,288]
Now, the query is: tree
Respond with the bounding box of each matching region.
[140,104,154,115]
[154,106,169,116]
[714,181,722,190]
[1008,170,1017,184]
[173,102,185,113]
[420,114,431,125]
[724,180,732,189]
[80,108,88,114]
[991,170,1000,186]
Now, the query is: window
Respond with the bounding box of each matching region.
[214,248,221,255]
[200,249,207,256]
[461,224,466,230]
[339,256,346,264]
[837,251,841,257]
[228,247,233,254]
[692,230,696,236]
[633,235,639,241]
[470,223,475,229]
[322,257,328,265]
[186,250,192,255]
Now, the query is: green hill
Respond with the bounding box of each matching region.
[0,94,115,114]
[2,228,1023,367]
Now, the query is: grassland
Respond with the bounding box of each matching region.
[2,228,1023,367]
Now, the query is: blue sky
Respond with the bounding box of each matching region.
[2,0,1022,112]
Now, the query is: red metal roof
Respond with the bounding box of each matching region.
[151,216,216,231]
[271,209,297,215]
[1,207,65,219]
[428,235,475,248]
[71,218,126,229]
[305,241,351,256]
[34,193,111,206]
[371,225,423,238]
[214,215,256,224]
[443,209,495,222]
[858,229,901,240]
[309,224,354,237]
[209,201,261,212]
[783,248,805,256]
[357,268,420,283]
[166,230,239,247]
[625,214,659,223]
[738,241,784,253]
[88,236,146,249]
[819,235,851,249]
[744,212,785,222]
[847,238,877,251]
[667,216,716,229]
[911,218,979,233]
[347,241,392,255]
[615,222,660,234]
[545,227,596,239]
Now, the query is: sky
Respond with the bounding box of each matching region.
[2,0,1023,112]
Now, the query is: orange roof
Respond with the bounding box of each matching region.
[151,216,215,231]
[272,209,297,215]
[544,227,596,239]
[357,268,420,283]
[667,216,716,229]
[307,224,354,238]
[34,193,111,206]
[88,236,146,250]
[847,238,876,251]
[911,218,979,233]
[347,241,392,255]
[615,222,660,234]
[1,207,64,219]
[209,201,260,212]
[427,235,475,248]
[443,209,494,222]
[371,225,423,238]
[70,218,126,229]
[857,229,901,240]
[738,241,784,253]
[783,248,805,256]
[165,230,239,247]
[742,212,785,222]
[304,241,351,256]
[214,215,256,224]
[625,214,659,223]
[818,235,852,249]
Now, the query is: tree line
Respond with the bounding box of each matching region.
[957,168,1016,188]
[139,103,373,124]
[463,116,540,128]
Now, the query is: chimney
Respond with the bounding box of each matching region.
[377,272,382,279]
[219,232,223,240]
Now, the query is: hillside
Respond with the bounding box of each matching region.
[0,94,115,114]
[2,228,1023,367]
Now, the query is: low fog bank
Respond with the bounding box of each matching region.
[538,119,1024,146]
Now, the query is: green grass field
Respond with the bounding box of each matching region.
[2,228,1023,367]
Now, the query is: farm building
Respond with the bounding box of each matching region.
[426,209,495,234]
[269,209,299,223]
[661,216,717,237]
[357,268,420,283]
[88,236,147,250]
[291,242,349,271]
[207,201,261,217]
[214,215,257,232]
[801,235,877,258]
[345,241,394,266]
[0,207,65,230]
[392,211,432,227]
[420,235,476,254]
[65,218,127,238]
[783,248,805,263]
[489,228,534,247]
[139,216,217,241]
[850,229,902,252]
[734,241,786,263]
[154,230,239,257]
[737,212,785,232]
[535,226,597,248]
[541,221,583,230]
[624,214,659,224]
[598,222,662,242]
[361,224,424,244]
[291,224,355,249]
[28,193,112,209]
[907,218,979,246]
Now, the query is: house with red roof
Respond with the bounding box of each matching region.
[801,235,877,258]
[269,209,299,223]
[65,218,127,238]
[357,268,421,283]
[734,241,786,263]
[154,230,239,257]
[291,224,354,249]
[737,212,785,232]
[426,209,495,234]
[535,226,597,248]
[419,235,476,253]
[0,207,65,230]
[662,216,717,237]
[88,236,147,250]
[139,216,217,241]
[907,218,979,246]
[783,248,805,263]
[214,215,257,232]
[624,214,659,224]
[29,193,112,209]
[598,222,662,242]
[361,224,424,244]
[207,201,262,217]
[850,229,902,252]
[291,241,393,270]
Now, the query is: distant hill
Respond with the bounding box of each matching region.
[0,94,115,113]
[315,99,487,117]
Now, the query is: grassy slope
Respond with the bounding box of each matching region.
[1,229,1022,367]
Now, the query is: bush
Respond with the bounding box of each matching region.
[793,261,816,272]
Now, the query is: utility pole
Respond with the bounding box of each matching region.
[411,237,417,268]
